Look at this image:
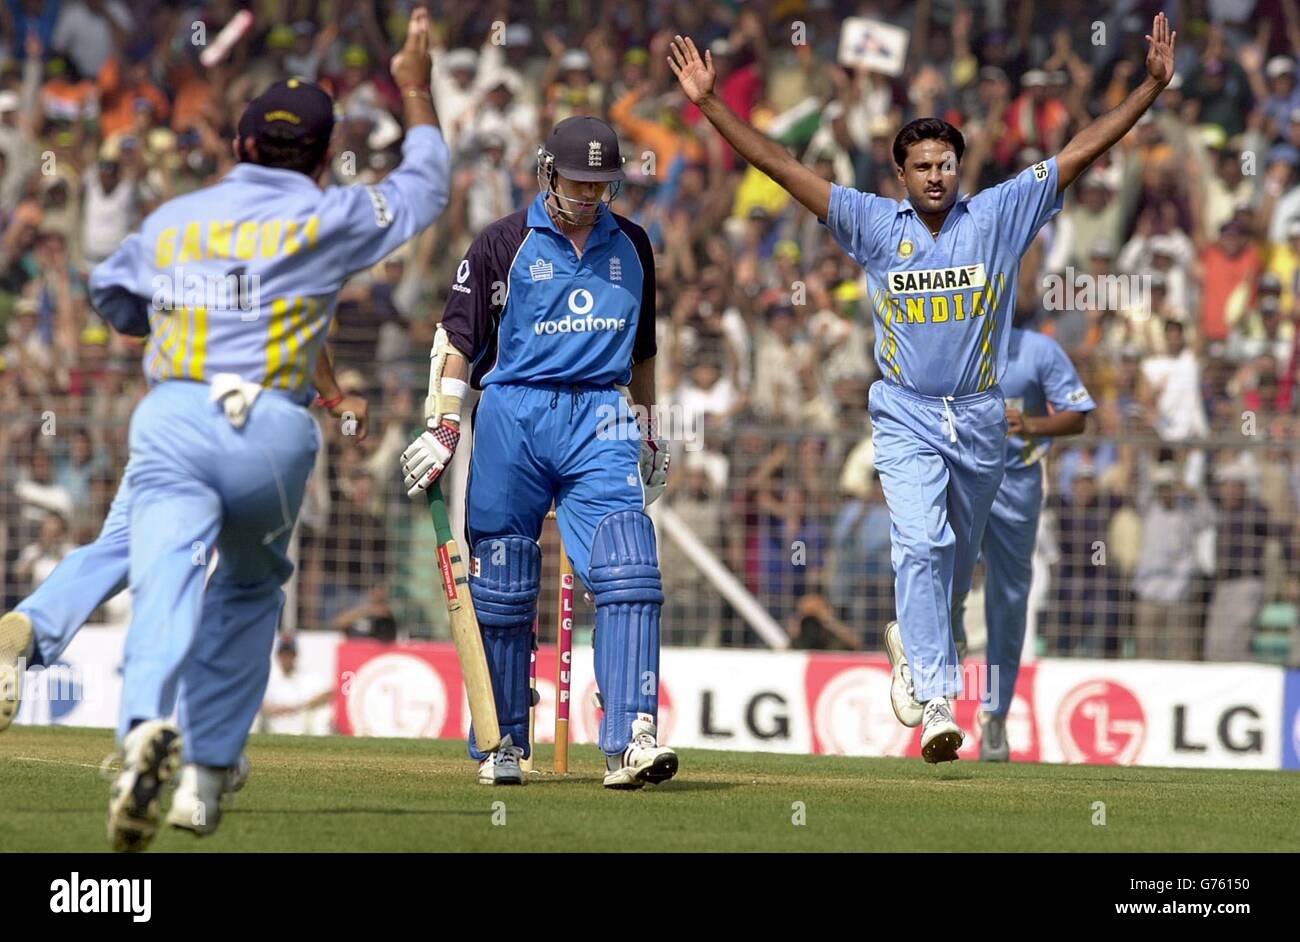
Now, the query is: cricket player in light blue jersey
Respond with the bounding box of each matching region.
[67,9,448,851]
[671,13,1176,761]
[954,315,1094,761]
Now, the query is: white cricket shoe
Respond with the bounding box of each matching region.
[167,754,251,836]
[106,720,183,852]
[478,735,524,785]
[884,621,923,728]
[920,698,964,764]
[0,611,33,733]
[225,753,251,792]
[604,716,678,790]
[978,712,1010,762]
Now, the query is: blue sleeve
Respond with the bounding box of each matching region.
[822,184,895,269]
[88,233,151,337]
[973,157,1065,255]
[440,228,503,367]
[1037,333,1095,412]
[322,125,451,274]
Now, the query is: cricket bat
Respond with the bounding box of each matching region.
[428,478,501,753]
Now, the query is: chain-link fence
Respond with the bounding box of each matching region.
[4,403,1297,665]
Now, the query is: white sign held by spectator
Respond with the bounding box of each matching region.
[838,18,910,77]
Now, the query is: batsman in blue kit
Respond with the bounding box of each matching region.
[671,13,1175,760]
[33,9,450,850]
[401,115,674,789]
[953,317,1094,761]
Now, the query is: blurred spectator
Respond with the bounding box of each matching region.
[1198,221,1261,344]
[1133,464,1209,659]
[1140,319,1209,441]
[1205,458,1297,661]
[81,145,138,266]
[321,469,395,641]
[661,454,725,645]
[450,131,513,240]
[54,427,106,507]
[1060,168,1135,271]
[13,510,73,594]
[829,465,892,648]
[260,634,333,735]
[1258,57,1300,140]
[51,1,131,79]
[1043,465,1127,657]
[1183,56,1253,139]
[750,300,806,424]
[1228,274,1294,365]
[96,53,168,139]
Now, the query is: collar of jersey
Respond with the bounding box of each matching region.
[224,161,324,193]
[898,193,972,220]
[526,192,619,247]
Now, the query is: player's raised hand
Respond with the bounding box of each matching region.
[391,6,433,87]
[1144,12,1176,86]
[667,35,716,105]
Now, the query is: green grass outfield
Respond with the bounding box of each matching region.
[3,725,1297,852]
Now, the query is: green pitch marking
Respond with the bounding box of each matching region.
[2,726,1297,852]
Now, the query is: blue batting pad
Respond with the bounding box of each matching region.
[589,511,664,755]
[467,535,540,759]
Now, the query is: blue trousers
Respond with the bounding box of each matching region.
[119,381,318,766]
[958,462,1042,717]
[868,381,1006,701]
[466,382,651,758]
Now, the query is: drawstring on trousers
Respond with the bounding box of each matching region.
[942,395,958,443]
[548,387,578,420]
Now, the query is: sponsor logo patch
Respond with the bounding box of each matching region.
[887,263,987,295]
[534,314,628,335]
[452,258,471,294]
[366,186,393,228]
[529,258,554,281]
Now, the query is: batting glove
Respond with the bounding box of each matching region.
[401,421,461,498]
[639,418,669,506]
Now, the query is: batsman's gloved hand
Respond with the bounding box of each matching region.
[402,420,461,499]
[639,416,669,506]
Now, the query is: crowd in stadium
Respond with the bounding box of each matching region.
[0,0,1297,663]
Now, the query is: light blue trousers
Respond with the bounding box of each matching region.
[117,381,318,766]
[869,381,1006,701]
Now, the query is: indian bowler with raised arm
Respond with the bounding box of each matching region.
[400,115,673,789]
[82,8,448,850]
[954,311,1095,760]
[670,13,1175,761]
